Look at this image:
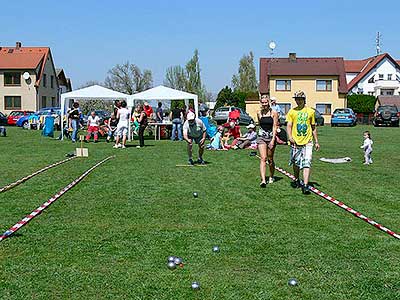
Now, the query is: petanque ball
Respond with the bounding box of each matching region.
[288,278,298,286]
[191,281,200,290]
[167,256,176,262]
[174,257,183,265]
[212,246,220,253]
[167,261,177,270]
[193,192,198,198]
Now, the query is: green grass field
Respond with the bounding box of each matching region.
[0,126,399,300]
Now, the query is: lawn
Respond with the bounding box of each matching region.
[0,125,399,300]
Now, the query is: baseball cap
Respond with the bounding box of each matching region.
[246,123,256,129]
[187,111,195,120]
[293,90,306,99]
[270,96,277,102]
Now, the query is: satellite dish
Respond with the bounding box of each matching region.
[23,72,30,80]
[269,41,276,50]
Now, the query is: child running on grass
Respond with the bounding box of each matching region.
[361,131,373,165]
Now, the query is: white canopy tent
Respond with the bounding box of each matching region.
[128,85,199,116]
[60,85,131,140]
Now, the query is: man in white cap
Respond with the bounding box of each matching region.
[286,90,320,194]
[183,111,207,165]
[232,123,257,149]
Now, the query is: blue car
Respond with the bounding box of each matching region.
[17,107,61,129]
[331,108,357,127]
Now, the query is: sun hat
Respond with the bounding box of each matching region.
[270,96,277,102]
[187,111,195,120]
[246,123,256,129]
[293,90,306,99]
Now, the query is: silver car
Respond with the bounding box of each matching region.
[213,106,254,125]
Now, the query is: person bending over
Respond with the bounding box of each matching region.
[183,111,207,165]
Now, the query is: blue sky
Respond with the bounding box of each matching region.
[1,0,399,93]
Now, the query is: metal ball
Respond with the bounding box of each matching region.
[167,261,177,270]
[167,256,176,262]
[191,281,200,290]
[288,278,298,286]
[174,257,183,265]
[212,246,220,253]
[193,192,198,198]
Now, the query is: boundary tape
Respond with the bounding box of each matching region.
[0,156,114,243]
[254,153,400,240]
[0,156,76,193]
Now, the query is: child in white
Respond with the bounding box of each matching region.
[360,131,373,165]
[114,100,130,149]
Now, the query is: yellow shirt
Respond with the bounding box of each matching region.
[286,107,315,146]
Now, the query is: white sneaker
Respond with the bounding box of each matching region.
[121,145,126,149]
[113,144,121,149]
[268,177,274,184]
[136,146,141,149]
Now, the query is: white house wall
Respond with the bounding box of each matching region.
[350,58,400,95]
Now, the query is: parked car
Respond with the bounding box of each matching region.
[331,108,357,127]
[373,105,399,127]
[212,106,254,125]
[0,112,7,126]
[17,107,61,129]
[94,110,111,125]
[313,109,325,126]
[7,110,35,125]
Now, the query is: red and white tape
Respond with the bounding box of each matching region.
[256,154,400,240]
[0,156,76,193]
[0,156,114,242]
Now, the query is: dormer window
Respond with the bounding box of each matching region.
[387,74,392,80]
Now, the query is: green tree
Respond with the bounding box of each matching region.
[164,66,187,91]
[215,86,233,109]
[105,61,152,95]
[347,94,376,113]
[164,49,208,102]
[231,51,258,93]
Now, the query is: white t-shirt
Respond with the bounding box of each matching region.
[183,118,206,138]
[118,108,130,127]
[88,115,100,127]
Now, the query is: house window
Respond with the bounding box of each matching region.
[368,91,375,96]
[52,97,56,107]
[378,74,384,80]
[4,72,21,86]
[279,103,291,114]
[43,74,47,87]
[275,80,291,91]
[368,76,374,83]
[51,75,54,88]
[316,103,331,115]
[4,96,21,110]
[316,80,332,91]
[388,74,392,80]
[42,96,46,108]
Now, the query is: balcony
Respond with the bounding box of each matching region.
[373,80,400,89]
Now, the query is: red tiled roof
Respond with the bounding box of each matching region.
[259,57,348,94]
[344,59,369,73]
[377,95,400,108]
[0,47,50,87]
[347,53,400,91]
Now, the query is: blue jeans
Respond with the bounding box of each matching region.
[171,119,182,141]
[71,119,79,142]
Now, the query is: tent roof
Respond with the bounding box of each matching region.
[130,85,197,100]
[61,85,129,100]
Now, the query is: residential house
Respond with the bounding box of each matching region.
[56,68,72,94]
[0,42,59,114]
[345,53,400,96]
[247,53,348,123]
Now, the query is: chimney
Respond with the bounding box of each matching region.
[16,42,22,49]
[289,52,297,62]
